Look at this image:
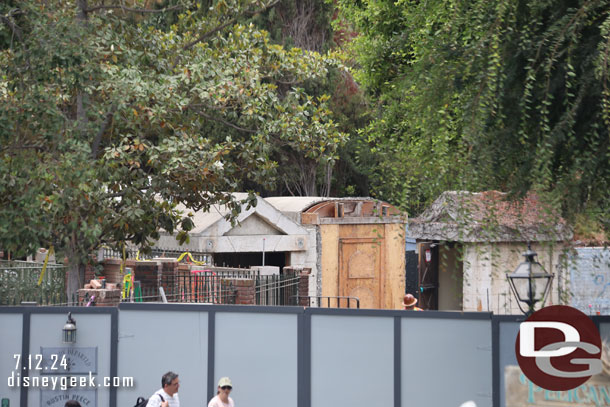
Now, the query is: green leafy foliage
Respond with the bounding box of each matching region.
[337,0,610,228]
[0,0,342,296]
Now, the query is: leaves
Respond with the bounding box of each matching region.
[0,0,340,264]
[338,0,610,226]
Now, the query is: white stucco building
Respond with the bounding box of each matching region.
[409,191,572,314]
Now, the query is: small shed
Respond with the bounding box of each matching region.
[409,191,572,314]
[266,197,407,309]
[154,195,407,309]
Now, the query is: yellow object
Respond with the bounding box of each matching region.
[120,244,126,275]
[37,246,55,286]
[122,268,134,300]
[176,251,207,265]
[137,250,207,266]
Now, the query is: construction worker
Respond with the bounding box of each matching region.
[403,294,423,311]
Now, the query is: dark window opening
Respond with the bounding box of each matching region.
[213,252,287,270]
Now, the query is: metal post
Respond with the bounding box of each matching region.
[159,287,168,303]
[262,238,266,266]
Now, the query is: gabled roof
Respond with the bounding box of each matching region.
[155,194,310,253]
[264,196,329,214]
[409,191,572,242]
[185,194,308,237]
[181,192,250,234]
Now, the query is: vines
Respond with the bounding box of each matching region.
[338,0,610,230]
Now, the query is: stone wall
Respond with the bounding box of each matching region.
[462,242,569,314]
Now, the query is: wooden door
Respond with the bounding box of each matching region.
[339,238,382,309]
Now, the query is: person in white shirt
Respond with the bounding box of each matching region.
[208,377,234,407]
[147,371,180,407]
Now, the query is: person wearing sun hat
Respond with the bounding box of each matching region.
[208,377,234,407]
[403,293,423,311]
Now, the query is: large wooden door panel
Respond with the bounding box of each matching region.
[339,238,382,309]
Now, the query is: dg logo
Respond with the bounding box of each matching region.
[516,305,603,391]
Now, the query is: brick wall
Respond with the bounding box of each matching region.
[77,288,121,307]
[298,272,310,306]
[285,266,311,306]
[99,258,179,289]
[233,279,255,305]
[84,264,96,283]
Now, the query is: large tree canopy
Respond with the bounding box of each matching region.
[0,0,344,298]
[337,0,610,232]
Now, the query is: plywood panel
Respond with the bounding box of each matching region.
[339,238,382,309]
[384,223,406,309]
[320,225,340,300]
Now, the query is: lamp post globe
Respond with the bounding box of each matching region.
[506,244,553,316]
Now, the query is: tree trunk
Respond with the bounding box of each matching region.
[299,159,317,196]
[66,252,84,305]
[76,0,88,136]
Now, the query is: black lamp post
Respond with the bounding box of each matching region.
[62,312,76,344]
[506,244,554,316]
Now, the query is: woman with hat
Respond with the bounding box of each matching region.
[208,377,235,407]
[403,294,423,311]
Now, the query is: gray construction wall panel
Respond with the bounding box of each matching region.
[0,313,22,405]
[28,313,112,407]
[311,314,394,407]
[497,321,519,407]
[402,318,493,407]
[600,322,610,343]
[214,312,298,407]
[117,310,208,407]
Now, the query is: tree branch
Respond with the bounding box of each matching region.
[103,187,150,199]
[0,9,23,43]
[91,104,118,159]
[0,144,44,153]
[86,4,183,14]
[182,0,281,51]
[198,110,257,134]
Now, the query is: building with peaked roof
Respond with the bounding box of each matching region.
[154,195,407,309]
[408,191,572,315]
[154,194,312,271]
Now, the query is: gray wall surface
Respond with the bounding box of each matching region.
[600,321,610,342]
[2,305,608,407]
[0,312,22,406]
[402,317,493,407]
[28,312,113,407]
[117,308,209,407]
[311,314,394,407]
[215,312,298,407]
[497,320,520,407]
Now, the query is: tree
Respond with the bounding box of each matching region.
[337,0,610,231]
[234,0,372,198]
[0,0,342,300]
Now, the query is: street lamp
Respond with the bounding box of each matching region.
[506,244,553,316]
[62,312,76,344]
